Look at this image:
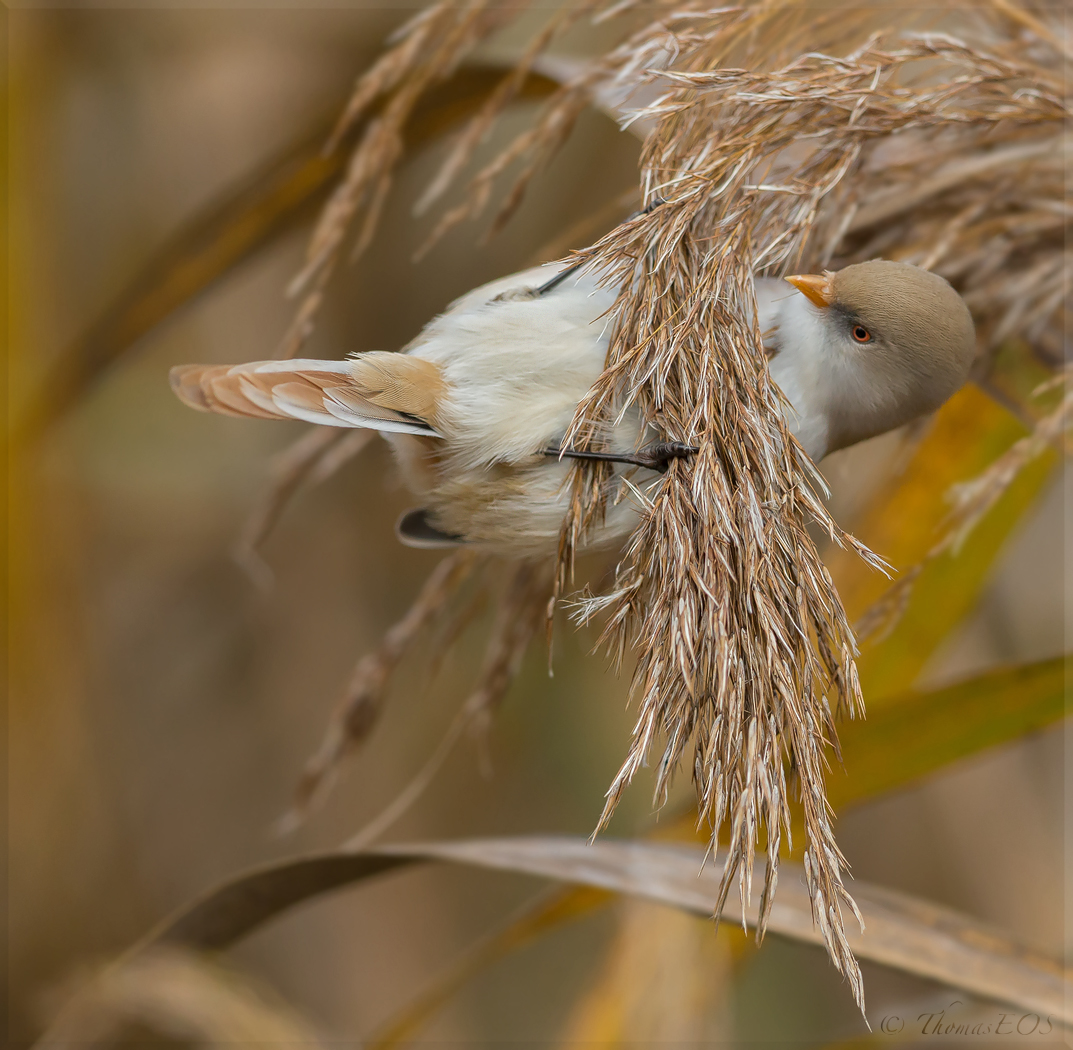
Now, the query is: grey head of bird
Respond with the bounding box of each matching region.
[771,259,976,460]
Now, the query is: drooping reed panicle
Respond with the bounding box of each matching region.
[281,0,1068,1006]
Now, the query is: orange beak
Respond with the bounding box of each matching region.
[785,273,834,309]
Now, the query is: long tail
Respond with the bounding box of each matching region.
[169,354,444,437]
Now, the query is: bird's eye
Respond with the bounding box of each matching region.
[851,325,872,343]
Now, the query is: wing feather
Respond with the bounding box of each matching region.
[395,508,465,549]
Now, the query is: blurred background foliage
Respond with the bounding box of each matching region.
[8,4,1068,1046]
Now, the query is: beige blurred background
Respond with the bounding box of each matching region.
[9,5,1068,1045]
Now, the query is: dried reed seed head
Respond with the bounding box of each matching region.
[289,0,1068,1008]
[552,25,1065,1007]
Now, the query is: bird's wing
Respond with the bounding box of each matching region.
[169,356,443,437]
[395,508,465,548]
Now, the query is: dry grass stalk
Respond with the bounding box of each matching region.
[284,0,1067,1007]
[282,549,481,831]
[415,63,606,258]
[278,0,535,358]
[464,558,554,744]
[344,558,552,850]
[413,2,598,218]
[39,949,326,1049]
[942,375,1070,554]
[285,554,550,834]
[233,426,374,590]
[853,565,923,647]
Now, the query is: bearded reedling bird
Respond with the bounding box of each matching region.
[171,259,975,556]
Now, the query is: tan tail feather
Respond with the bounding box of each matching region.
[170,357,444,435]
[205,372,282,420]
[168,364,264,419]
[169,365,217,413]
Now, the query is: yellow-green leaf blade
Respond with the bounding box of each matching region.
[856,451,1057,702]
[829,655,1068,813]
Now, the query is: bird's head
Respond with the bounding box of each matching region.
[782,259,976,454]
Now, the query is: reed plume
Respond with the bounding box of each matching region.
[285,0,1068,1007]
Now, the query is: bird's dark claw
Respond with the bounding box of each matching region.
[629,441,698,473]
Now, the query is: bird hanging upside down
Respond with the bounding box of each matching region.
[171,259,975,556]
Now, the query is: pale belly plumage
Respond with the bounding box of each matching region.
[170,262,819,557]
[383,264,650,556]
